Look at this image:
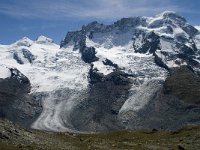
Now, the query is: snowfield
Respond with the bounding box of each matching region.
[0,65,11,79]
[0,36,90,92]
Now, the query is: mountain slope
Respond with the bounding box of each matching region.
[0,11,200,132]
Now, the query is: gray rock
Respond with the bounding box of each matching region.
[0,68,42,128]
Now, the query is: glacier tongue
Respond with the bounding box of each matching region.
[31,90,84,132]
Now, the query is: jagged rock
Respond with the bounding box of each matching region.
[0,68,31,94]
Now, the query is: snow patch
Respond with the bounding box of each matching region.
[93,61,114,75]
[195,26,200,31]
[0,65,11,79]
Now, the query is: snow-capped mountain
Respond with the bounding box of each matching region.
[1,11,200,133]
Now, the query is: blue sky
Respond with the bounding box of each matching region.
[0,0,200,45]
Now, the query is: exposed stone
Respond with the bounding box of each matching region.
[81,47,99,63]
[0,68,42,128]
[103,59,119,69]
[164,66,200,105]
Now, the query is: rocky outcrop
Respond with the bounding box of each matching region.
[13,48,35,64]
[103,59,119,69]
[0,68,42,128]
[164,66,200,105]
[81,47,99,63]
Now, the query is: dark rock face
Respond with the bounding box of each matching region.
[81,47,99,63]
[182,25,199,37]
[89,67,133,85]
[0,68,42,128]
[88,67,104,84]
[61,28,99,64]
[133,32,161,54]
[176,43,196,56]
[104,71,133,86]
[0,68,31,93]
[164,66,200,105]
[103,59,119,69]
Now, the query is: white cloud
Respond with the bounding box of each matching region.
[0,0,179,20]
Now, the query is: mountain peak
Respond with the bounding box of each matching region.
[156,11,186,22]
[13,37,33,47]
[36,35,54,44]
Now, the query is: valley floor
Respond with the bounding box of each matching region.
[1,119,200,150]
